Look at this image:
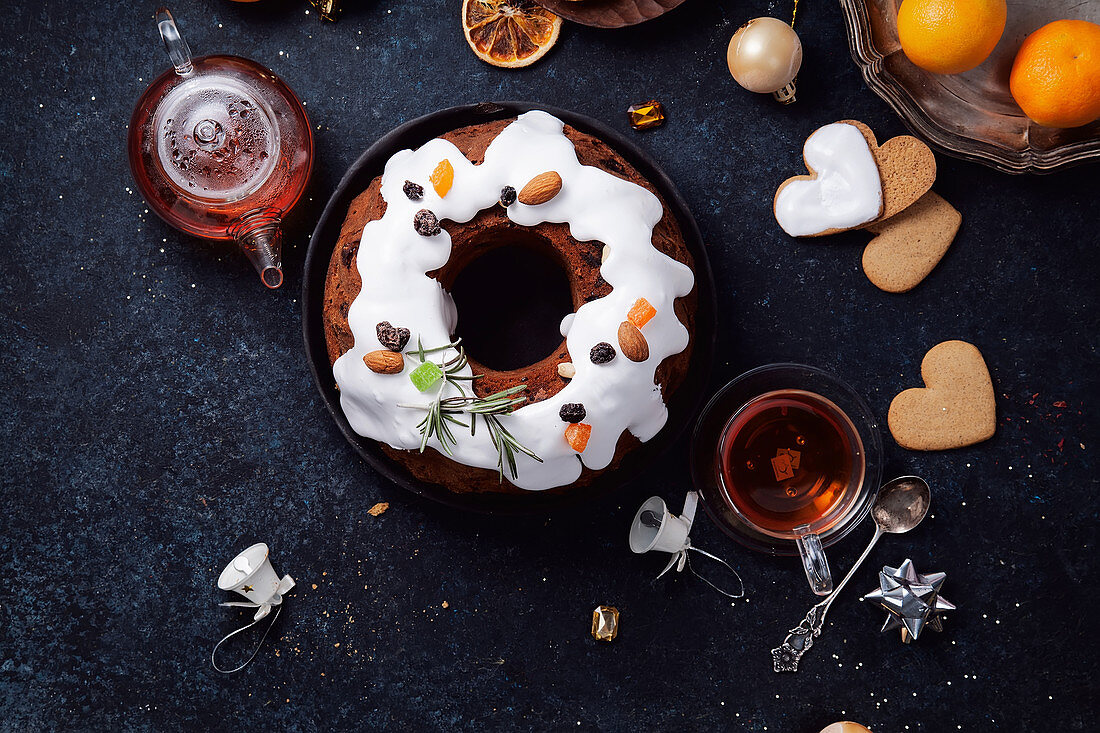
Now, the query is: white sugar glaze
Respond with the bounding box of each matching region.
[333,111,695,490]
[774,122,883,237]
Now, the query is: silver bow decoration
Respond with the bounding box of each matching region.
[862,559,955,643]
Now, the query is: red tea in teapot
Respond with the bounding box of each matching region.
[128,9,313,289]
[718,390,863,533]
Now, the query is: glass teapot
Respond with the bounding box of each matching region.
[128,8,313,289]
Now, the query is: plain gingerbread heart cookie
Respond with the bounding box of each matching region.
[863,191,962,293]
[888,340,996,451]
[774,120,937,237]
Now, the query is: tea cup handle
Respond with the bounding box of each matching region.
[795,525,833,596]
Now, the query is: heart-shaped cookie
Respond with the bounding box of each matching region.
[774,120,937,237]
[888,340,996,451]
[863,191,961,293]
[846,120,937,223]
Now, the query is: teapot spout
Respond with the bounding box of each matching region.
[231,211,284,289]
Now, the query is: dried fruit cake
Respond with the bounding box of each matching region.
[323,111,698,495]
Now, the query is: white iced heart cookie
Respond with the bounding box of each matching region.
[774,120,938,238]
[773,122,883,237]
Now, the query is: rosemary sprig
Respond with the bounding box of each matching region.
[398,340,543,481]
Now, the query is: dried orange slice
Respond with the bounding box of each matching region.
[462,0,562,69]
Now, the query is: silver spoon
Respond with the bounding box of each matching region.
[771,476,932,672]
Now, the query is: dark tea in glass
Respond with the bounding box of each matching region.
[691,364,882,595]
[718,389,863,536]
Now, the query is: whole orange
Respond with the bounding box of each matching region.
[1010,20,1100,128]
[897,0,1007,75]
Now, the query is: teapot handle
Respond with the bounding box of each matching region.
[156,7,193,76]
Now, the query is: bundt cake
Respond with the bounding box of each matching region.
[323,111,698,494]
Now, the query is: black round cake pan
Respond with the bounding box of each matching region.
[302,101,717,516]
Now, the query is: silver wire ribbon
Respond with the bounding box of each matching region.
[652,492,745,599]
[211,574,295,674]
[656,541,745,599]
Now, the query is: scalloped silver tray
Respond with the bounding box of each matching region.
[841,0,1100,174]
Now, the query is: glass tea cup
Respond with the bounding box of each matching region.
[690,364,883,595]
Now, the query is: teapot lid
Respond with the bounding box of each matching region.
[140,9,289,204]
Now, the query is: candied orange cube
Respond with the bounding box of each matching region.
[564,423,592,453]
[627,297,657,328]
[430,159,454,198]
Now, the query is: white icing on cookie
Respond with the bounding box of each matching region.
[774,122,883,237]
[332,111,695,490]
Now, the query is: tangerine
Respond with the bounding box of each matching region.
[1010,20,1100,128]
[897,0,1006,75]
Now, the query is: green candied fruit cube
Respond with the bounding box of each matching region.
[409,361,444,392]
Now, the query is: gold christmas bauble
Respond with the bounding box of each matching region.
[727,17,803,94]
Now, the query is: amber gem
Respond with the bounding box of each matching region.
[308,0,340,21]
[627,101,666,130]
[591,605,620,641]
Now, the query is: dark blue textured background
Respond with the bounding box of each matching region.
[1,1,1096,730]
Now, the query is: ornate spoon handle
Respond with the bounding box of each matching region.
[771,525,885,672]
[771,600,828,672]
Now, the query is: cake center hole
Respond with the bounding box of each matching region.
[450,243,572,372]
